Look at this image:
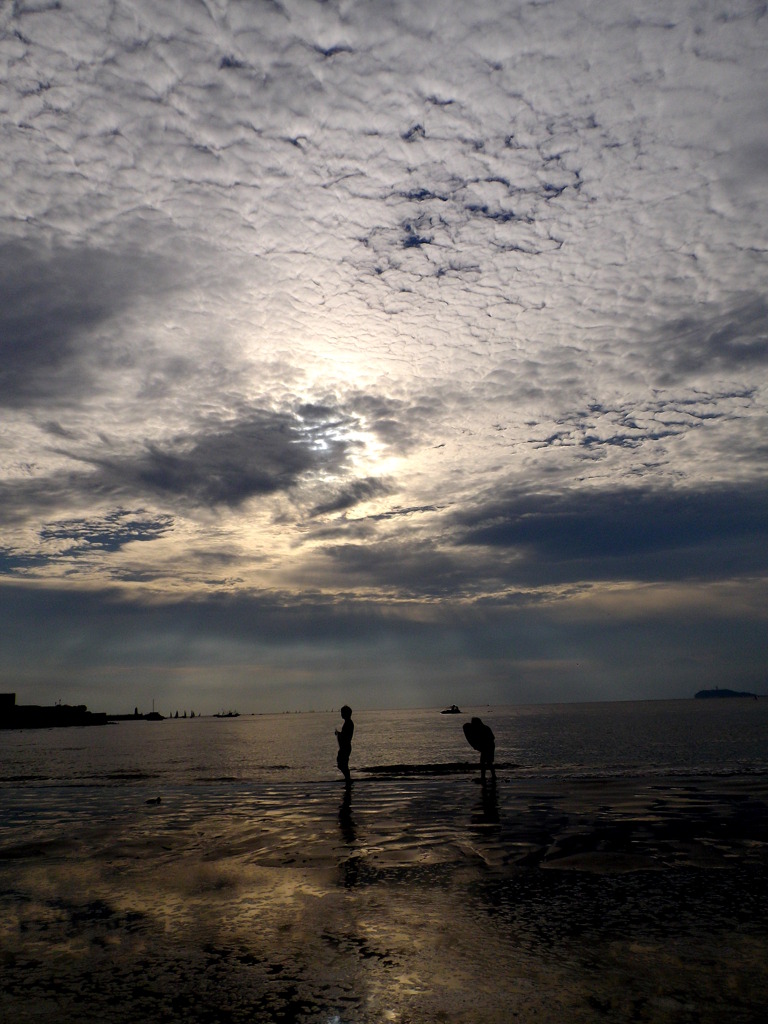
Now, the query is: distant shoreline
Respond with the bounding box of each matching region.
[0,703,108,730]
[2,771,767,1023]
[694,688,758,700]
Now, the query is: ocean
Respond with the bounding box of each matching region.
[2,699,768,1024]
[2,698,767,843]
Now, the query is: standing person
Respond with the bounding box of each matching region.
[463,716,496,782]
[335,705,354,785]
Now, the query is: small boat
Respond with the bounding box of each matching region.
[441,704,461,714]
[213,711,240,718]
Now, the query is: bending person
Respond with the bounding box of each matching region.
[463,716,496,782]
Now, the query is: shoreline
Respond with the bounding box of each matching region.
[2,772,767,1022]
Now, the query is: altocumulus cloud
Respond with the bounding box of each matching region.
[1,0,767,709]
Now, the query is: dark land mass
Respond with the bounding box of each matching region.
[108,712,166,721]
[695,688,758,699]
[0,694,107,730]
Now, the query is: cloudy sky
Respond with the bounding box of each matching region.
[2,0,767,713]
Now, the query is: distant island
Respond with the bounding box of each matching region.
[695,688,758,700]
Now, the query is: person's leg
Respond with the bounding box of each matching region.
[338,751,351,783]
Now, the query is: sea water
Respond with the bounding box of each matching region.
[4,700,768,1024]
[2,699,767,841]
[3,698,768,785]
[3,699,768,785]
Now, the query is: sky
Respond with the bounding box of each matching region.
[1,0,767,714]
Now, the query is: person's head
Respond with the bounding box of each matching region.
[340,705,352,719]
[471,716,482,726]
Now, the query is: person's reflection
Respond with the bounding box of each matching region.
[338,786,360,888]
[338,785,356,844]
[470,778,500,829]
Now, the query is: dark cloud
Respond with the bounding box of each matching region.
[1,582,766,710]
[40,421,80,440]
[0,509,173,576]
[528,390,752,456]
[454,483,768,585]
[0,550,50,575]
[320,537,473,599]
[305,481,768,597]
[0,471,93,528]
[309,476,393,517]
[0,239,171,408]
[0,390,431,535]
[346,392,445,453]
[652,296,768,385]
[39,509,174,555]
[0,404,364,534]
[364,504,445,522]
[74,408,357,508]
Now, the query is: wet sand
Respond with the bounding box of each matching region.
[1,771,767,1023]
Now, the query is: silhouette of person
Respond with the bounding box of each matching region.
[335,705,354,785]
[463,716,496,782]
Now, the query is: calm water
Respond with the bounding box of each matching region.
[2,698,767,788]
[2,698,767,846]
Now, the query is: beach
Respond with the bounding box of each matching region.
[2,769,767,1023]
